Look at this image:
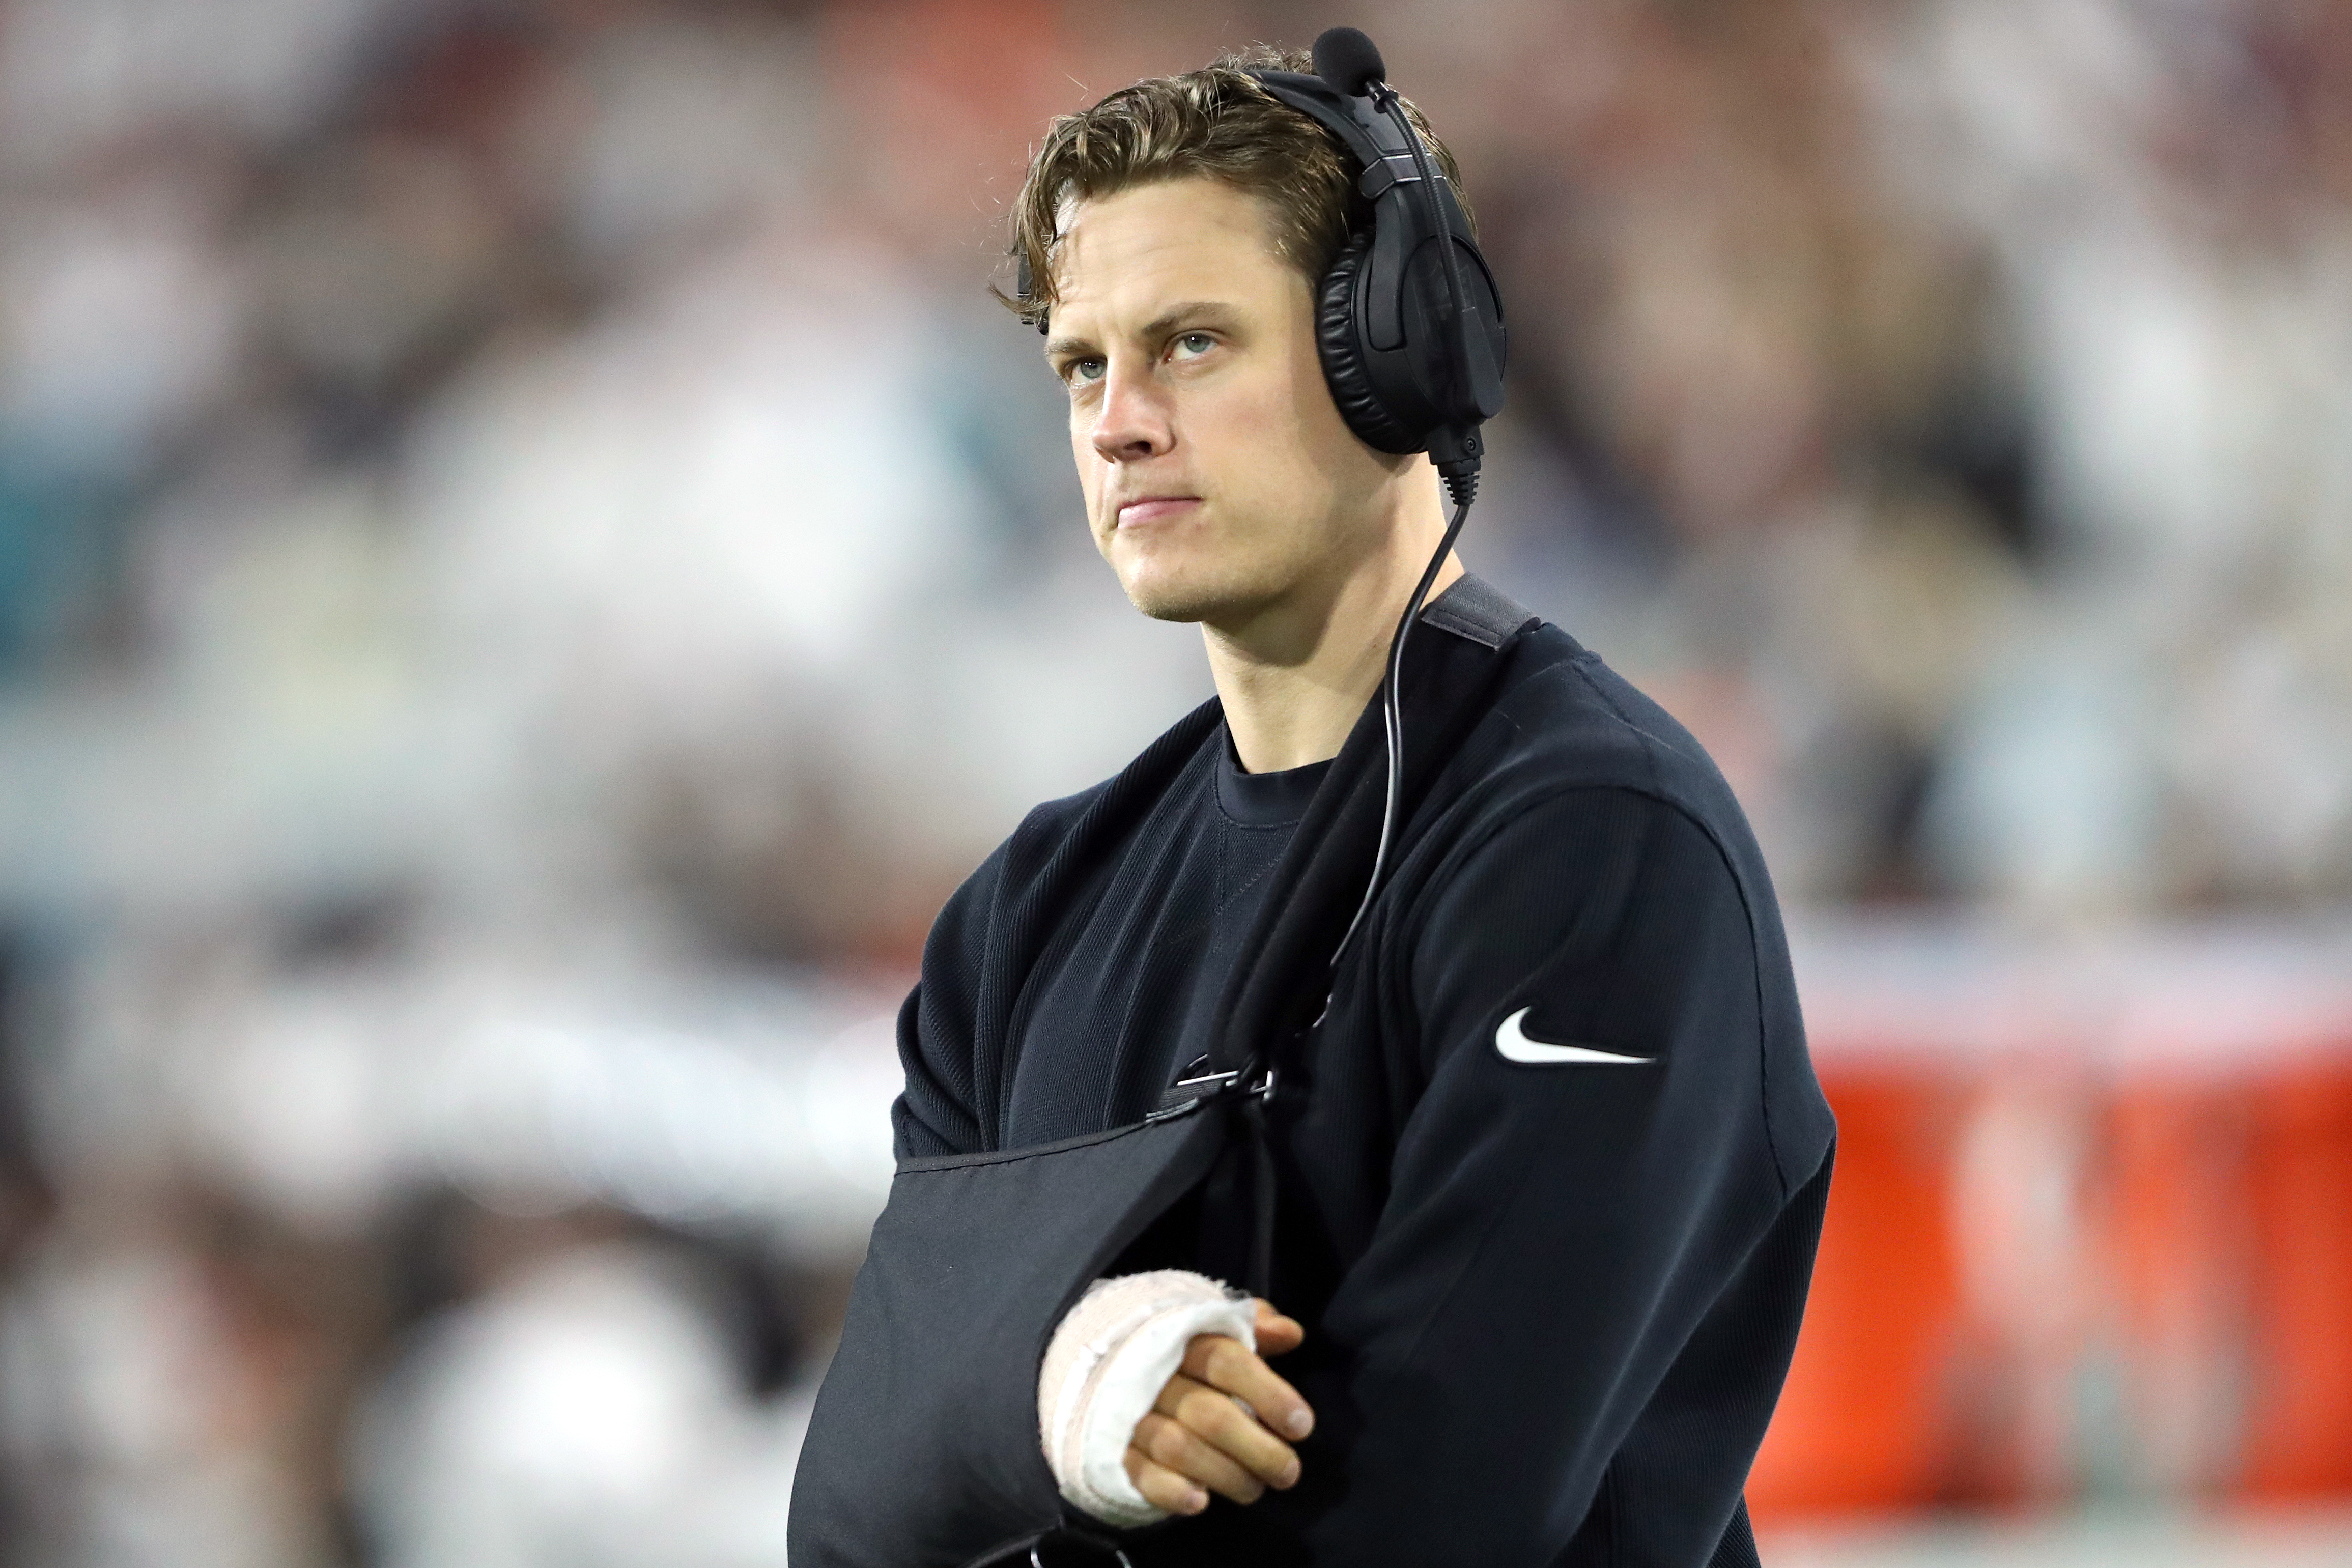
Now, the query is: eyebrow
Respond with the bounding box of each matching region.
[1042,300,1241,361]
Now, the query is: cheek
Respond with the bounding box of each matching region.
[1231,357,1315,435]
[1283,334,1359,457]
[1209,361,1343,500]
[1181,370,1307,496]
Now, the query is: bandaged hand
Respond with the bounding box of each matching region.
[1126,1297,1310,1516]
[1038,1274,1313,1526]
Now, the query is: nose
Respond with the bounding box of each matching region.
[1089,357,1173,465]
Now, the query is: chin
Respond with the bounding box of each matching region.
[1122,578,1231,624]
[1118,560,1268,625]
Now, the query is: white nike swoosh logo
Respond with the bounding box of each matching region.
[1494,1007,1655,1066]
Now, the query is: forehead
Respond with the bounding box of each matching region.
[1051,178,1297,323]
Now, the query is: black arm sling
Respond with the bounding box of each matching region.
[788,589,1546,1568]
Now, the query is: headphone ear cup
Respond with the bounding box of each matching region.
[1316,231,1423,455]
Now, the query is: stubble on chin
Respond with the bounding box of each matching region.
[1112,536,1288,626]
[1120,569,1253,625]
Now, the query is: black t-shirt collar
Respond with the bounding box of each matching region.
[1215,728,1330,827]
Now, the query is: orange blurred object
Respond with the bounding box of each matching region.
[1746,1069,1965,1515]
[2238,1062,2352,1498]
[1749,931,2352,1521]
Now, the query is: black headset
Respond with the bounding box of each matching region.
[1248,27,1507,508]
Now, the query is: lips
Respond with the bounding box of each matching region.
[1114,496,1200,527]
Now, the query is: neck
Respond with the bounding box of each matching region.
[1204,472,1464,775]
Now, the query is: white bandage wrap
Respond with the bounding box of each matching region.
[1037,1270,1258,1528]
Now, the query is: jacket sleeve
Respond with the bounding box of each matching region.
[889,840,1009,1161]
[1299,784,1796,1561]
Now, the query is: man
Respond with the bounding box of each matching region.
[797,42,1835,1567]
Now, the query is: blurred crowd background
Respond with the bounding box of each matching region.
[0,0,2346,1563]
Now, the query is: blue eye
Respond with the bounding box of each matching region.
[1172,332,1214,358]
[1065,357,1106,385]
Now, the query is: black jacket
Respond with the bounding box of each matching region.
[891,577,1835,1565]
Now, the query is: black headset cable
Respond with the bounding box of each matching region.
[1331,65,1485,973]
[1329,488,1472,972]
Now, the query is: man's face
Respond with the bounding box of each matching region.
[1045,178,1403,626]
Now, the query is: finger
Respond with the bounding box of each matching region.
[1123,1447,1209,1516]
[1252,1298,1306,1357]
[1181,1334,1316,1441]
[1154,1372,1302,1488]
[1132,1411,1264,1505]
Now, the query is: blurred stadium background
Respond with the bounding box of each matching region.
[0,0,2346,1562]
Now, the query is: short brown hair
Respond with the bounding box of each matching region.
[1005,44,1472,328]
